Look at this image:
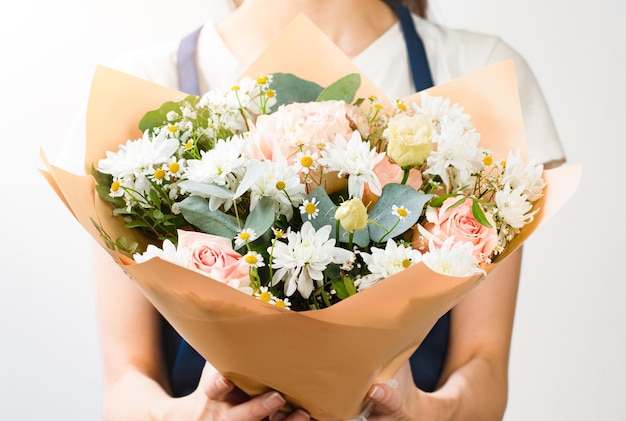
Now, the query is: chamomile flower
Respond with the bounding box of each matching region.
[250,159,306,220]
[235,228,258,249]
[254,286,275,303]
[293,150,320,175]
[391,204,411,220]
[300,197,320,220]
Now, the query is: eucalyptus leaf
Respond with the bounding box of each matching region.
[243,196,275,239]
[179,180,234,199]
[138,95,200,132]
[368,184,433,244]
[316,73,361,103]
[179,196,240,239]
[269,73,323,110]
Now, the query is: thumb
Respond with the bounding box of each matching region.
[200,363,235,400]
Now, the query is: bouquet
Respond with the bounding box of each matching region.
[40,15,580,420]
[93,70,540,311]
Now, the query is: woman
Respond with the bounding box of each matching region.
[71,0,566,419]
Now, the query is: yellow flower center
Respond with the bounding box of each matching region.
[300,156,314,168]
[375,104,383,110]
[154,169,166,180]
[239,232,251,241]
[256,75,268,85]
[244,254,258,265]
[274,300,287,308]
[275,181,286,191]
[184,141,193,150]
[231,85,240,91]
[258,291,272,302]
[266,89,276,98]
[396,101,407,112]
[500,160,507,168]
[169,162,180,173]
[168,125,178,133]
[304,202,317,215]
[396,207,408,218]
[483,155,493,166]
[402,259,412,268]
[111,181,120,192]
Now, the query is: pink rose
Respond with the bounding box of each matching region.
[414,196,497,263]
[245,100,370,163]
[177,231,250,288]
[363,157,423,206]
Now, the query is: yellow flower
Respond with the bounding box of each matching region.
[384,113,434,168]
[335,198,368,233]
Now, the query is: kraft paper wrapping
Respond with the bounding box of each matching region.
[39,14,581,420]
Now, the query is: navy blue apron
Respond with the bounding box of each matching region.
[164,2,450,396]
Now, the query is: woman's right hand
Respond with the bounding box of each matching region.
[169,363,311,421]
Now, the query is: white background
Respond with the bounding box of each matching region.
[1,0,624,419]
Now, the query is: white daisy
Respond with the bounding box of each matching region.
[422,238,485,277]
[361,239,422,283]
[235,228,258,249]
[495,182,537,229]
[320,131,384,199]
[300,197,320,220]
[270,222,354,299]
[250,159,306,220]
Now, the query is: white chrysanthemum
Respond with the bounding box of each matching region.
[184,136,247,186]
[413,93,473,130]
[133,239,190,267]
[495,182,537,229]
[320,131,384,199]
[250,159,306,220]
[424,121,486,191]
[270,222,354,299]
[502,149,546,202]
[98,130,179,179]
[422,238,485,277]
[361,239,422,285]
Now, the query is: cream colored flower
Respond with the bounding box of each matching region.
[335,198,368,233]
[384,113,434,168]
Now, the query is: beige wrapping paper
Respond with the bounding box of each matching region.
[39,14,581,420]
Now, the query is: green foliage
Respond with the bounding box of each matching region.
[179,196,240,239]
[268,73,323,110]
[317,73,361,104]
[138,95,201,132]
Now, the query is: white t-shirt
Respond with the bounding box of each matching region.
[57,15,565,172]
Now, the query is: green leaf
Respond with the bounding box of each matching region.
[138,95,200,132]
[179,196,240,239]
[368,184,433,244]
[472,199,493,228]
[243,196,275,239]
[268,73,323,110]
[317,73,361,103]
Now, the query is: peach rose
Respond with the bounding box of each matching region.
[414,196,497,263]
[362,157,423,206]
[177,231,250,288]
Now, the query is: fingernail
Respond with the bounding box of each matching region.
[293,409,311,420]
[369,385,384,401]
[264,392,287,410]
[215,376,232,391]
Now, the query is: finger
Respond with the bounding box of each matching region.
[227,390,287,420]
[367,379,401,415]
[271,408,311,421]
[203,371,235,401]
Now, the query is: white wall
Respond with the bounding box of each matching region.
[2,1,623,419]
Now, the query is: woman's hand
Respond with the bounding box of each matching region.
[174,363,311,421]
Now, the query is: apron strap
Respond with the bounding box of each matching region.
[177,26,202,95]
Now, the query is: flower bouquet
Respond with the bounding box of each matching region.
[40,15,581,420]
